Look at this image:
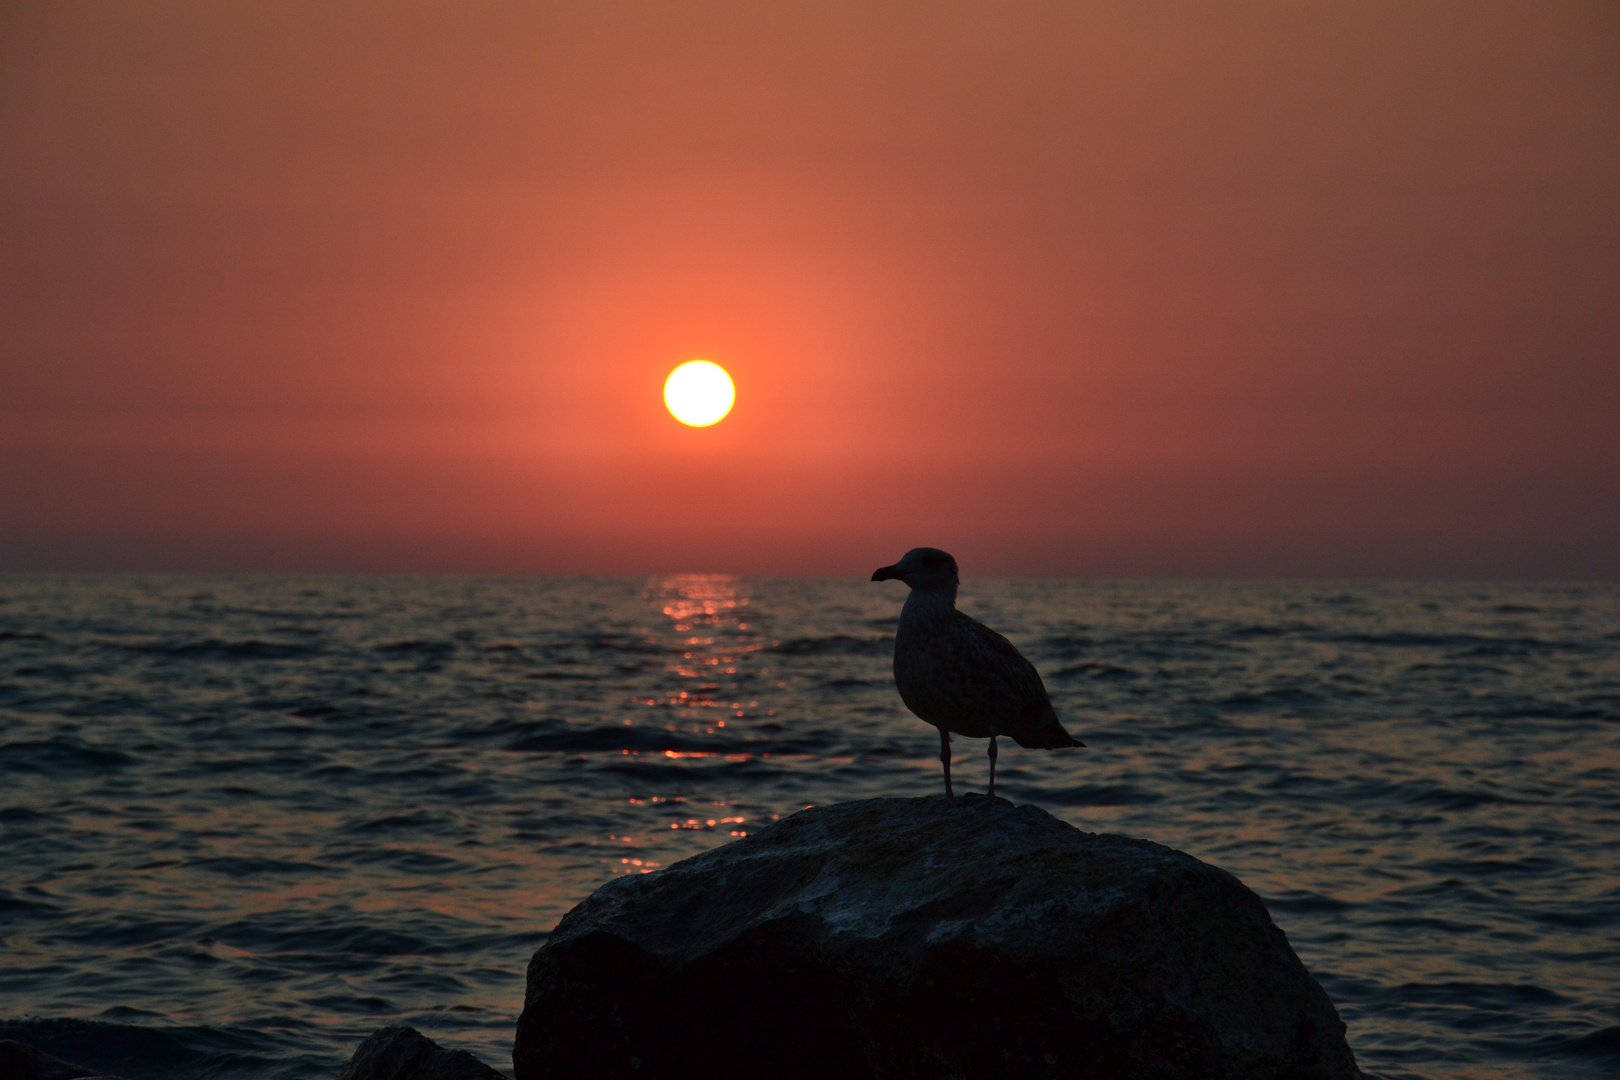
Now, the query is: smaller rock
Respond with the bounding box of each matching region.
[0,1039,123,1080]
[336,1027,508,1080]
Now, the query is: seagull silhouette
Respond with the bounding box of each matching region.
[873,547,1084,798]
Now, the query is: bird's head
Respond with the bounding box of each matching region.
[871,548,959,593]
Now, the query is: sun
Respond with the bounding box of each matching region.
[663,360,735,427]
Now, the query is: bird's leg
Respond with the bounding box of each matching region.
[939,728,954,798]
[987,735,998,798]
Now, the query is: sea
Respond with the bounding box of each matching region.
[1,574,1617,1080]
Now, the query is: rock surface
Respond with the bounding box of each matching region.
[0,1040,122,1080]
[336,1026,507,1080]
[514,795,1359,1080]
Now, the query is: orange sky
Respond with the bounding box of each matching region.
[2,1,1616,575]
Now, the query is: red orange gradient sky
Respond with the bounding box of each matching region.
[2,2,1616,576]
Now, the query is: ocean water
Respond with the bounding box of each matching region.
[1,574,1617,1080]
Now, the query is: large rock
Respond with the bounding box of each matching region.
[514,795,1359,1080]
[336,1026,507,1080]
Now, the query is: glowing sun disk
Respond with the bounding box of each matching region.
[664,361,735,426]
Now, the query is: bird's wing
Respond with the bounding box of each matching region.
[954,613,1081,748]
[954,614,1052,709]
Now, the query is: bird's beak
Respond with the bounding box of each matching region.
[871,565,902,582]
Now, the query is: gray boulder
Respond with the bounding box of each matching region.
[514,795,1359,1080]
[336,1026,507,1080]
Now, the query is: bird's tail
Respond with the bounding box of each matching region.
[1014,719,1085,750]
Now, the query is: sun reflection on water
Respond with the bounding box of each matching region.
[583,574,774,873]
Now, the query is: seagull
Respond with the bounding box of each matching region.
[872,547,1084,798]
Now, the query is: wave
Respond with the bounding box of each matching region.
[0,737,134,775]
[0,889,60,918]
[1211,687,1330,713]
[1262,891,1354,914]
[372,640,456,657]
[1042,783,1163,806]
[509,725,837,758]
[118,639,320,661]
[1557,1025,1620,1059]
[185,857,331,879]
[1316,631,1589,654]
[0,1017,308,1080]
[765,634,891,656]
[1375,980,1574,1008]
[1050,662,1139,681]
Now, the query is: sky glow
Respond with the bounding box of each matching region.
[0,2,1615,575]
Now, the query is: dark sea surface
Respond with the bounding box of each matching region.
[1,574,1617,1079]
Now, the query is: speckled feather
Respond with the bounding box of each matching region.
[893,601,1080,748]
